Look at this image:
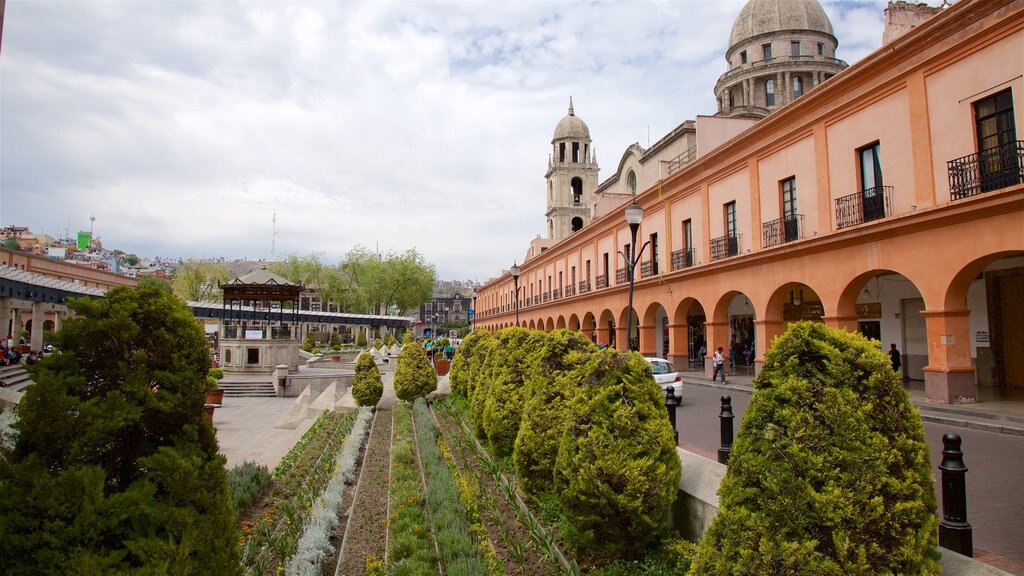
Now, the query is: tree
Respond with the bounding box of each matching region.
[352,352,384,407]
[482,327,543,458]
[268,254,343,313]
[1,237,21,251]
[690,322,939,575]
[339,246,436,315]
[171,258,230,302]
[394,342,436,402]
[553,349,680,555]
[0,285,241,575]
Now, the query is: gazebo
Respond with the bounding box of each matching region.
[218,267,303,373]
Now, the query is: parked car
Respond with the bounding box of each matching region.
[645,357,682,399]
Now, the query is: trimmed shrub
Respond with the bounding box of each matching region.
[352,351,384,407]
[481,327,543,458]
[514,329,596,496]
[394,342,437,402]
[449,329,490,399]
[690,322,939,575]
[356,331,368,348]
[553,349,680,556]
[301,332,317,352]
[330,331,342,350]
[468,335,497,441]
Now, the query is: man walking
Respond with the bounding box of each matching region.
[712,346,727,384]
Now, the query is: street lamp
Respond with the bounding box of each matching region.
[510,262,521,326]
[471,288,478,331]
[620,202,649,352]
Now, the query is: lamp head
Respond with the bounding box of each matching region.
[510,262,520,279]
[625,202,644,226]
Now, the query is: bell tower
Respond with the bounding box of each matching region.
[546,98,598,241]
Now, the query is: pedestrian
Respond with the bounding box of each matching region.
[889,343,902,377]
[712,346,727,384]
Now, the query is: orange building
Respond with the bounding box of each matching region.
[476,0,1024,404]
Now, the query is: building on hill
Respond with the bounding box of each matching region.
[476,0,1023,404]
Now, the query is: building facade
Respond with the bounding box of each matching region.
[476,0,1024,404]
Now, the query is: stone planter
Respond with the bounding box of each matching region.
[206,389,224,406]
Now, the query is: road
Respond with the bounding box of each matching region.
[674,383,1024,572]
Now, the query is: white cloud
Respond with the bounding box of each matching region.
[0,0,931,280]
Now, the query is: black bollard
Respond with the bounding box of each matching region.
[664,387,680,446]
[718,395,734,465]
[938,432,973,557]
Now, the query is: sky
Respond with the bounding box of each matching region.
[0,0,935,281]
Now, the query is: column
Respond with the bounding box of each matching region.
[31,302,44,351]
[667,323,690,369]
[615,324,629,351]
[783,71,791,104]
[0,297,9,341]
[9,308,20,341]
[754,318,785,375]
[639,323,656,356]
[595,326,610,348]
[823,315,858,332]
[922,309,975,403]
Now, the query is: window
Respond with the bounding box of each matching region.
[976,89,1016,153]
[602,253,609,287]
[792,76,803,98]
[762,43,772,60]
[247,347,260,365]
[765,79,776,106]
[650,233,659,275]
[683,219,692,251]
[572,142,580,162]
[559,143,566,162]
[726,202,737,239]
[817,42,824,56]
[782,177,798,242]
[740,50,747,64]
[570,266,576,289]
[627,170,637,195]
[791,41,800,56]
[571,177,583,204]
[585,259,591,286]
[859,142,883,191]
[224,349,232,364]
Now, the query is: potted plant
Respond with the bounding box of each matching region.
[205,368,225,405]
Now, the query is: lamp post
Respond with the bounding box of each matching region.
[471,289,478,331]
[510,262,521,326]
[621,202,649,352]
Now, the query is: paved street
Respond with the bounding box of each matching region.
[674,382,1024,574]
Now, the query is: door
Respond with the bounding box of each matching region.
[901,298,927,381]
[975,89,1019,192]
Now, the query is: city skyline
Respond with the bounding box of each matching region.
[0,0,924,281]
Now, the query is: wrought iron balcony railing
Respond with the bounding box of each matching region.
[578,280,591,294]
[564,284,575,297]
[948,140,1024,200]
[671,248,695,270]
[533,296,541,305]
[616,268,628,285]
[640,260,658,278]
[551,289,561,301]
[835,186,891,229]
[762,214,804,248]
[710,234,739,261]
[596,276,608,289]
[543,293,550,303]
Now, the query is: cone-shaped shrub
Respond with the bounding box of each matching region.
[394,342,437,402]
[690,322,939,575]
[301,332,316,352]
[356,330,367,347]
[468,335,497,441]
[515,329,596,496]
[553,349,680,555]
[482,327,543,458]
[352,352,384,407]
[449,329,492,399]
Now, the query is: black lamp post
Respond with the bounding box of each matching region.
[471,288,478,331]
[510,262,521,326]
[620,202,649,352]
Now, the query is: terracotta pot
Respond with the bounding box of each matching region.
[435,360,451,376]
[330,356,341,363]
[206,389,224,405]
[203,405,216,422]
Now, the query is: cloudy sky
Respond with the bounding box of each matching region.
[0,0,933,281]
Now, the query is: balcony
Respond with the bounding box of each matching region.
[543,293,550,303]
[616,268,628,285]
[596,276,608,289]
[533,296,541,305]
[640,260,658,278]
[551,289,561,301]
[948,141,1024,200]
[835,186,891,229]
[671,248,695,271]
[710,234,739,261]
[564,284,575,297]
[762,214,804,248]
[578,280,591,294]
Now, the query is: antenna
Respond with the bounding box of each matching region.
[271,210,278,259]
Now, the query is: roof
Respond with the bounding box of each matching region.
[223,266,298,287]
[0,264,107,297]
[552,97,591,142]
[729,0,835,48]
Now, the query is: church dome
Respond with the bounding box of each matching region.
[729,0,835,48]
[553,97,590,141]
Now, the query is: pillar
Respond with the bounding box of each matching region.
[754,319,785,375]
[783,71,791,104]
[9,308,20,340]
[0,297,9,341]
[639,323,657,356]
[31,301,44,351]
[595,326,611,347]
[705,321,729,376]
[922,309,976,403]
[615,323,630,351]
[823,315,858,332]
[668,323,689,369]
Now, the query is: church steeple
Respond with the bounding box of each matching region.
[546,98,598,241]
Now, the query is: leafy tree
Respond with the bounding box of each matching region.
[482,327,543,458]
[514,329,596,496]
[0,285,241,575]
[171,258,230,302]
[123,252,140,266]
[138,276,172,294]
[268,253,343,313]
[1,237,21,251]
[691,322,939,575]
[339,246,436,315]
[394,342,436,402]
[554,349,680,556]
[301,332,317,352]
[352,352,384,407]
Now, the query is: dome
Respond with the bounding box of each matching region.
[729,0,835,48]
[552,97,590,141]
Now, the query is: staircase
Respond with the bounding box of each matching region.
[218,379,277,398]
[0,365,33,392]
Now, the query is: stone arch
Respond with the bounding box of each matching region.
[582,312,597,342]
[709,291,756,372]
[597,309,616,348]
[764,281,825,323]
[568,313,581,331]
[641,301,670,358]
[672,297,707,370]
[528,319,537,330]
[556,316,567,330]
[617,305,639,351]
[545,317,555,332]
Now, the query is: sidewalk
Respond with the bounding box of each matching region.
[679,370,1024,437]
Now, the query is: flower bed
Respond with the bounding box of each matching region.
[335,409,392,575]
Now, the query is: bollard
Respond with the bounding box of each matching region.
[938,432,973,557]
[664,387,680,446]
[718,395,734,465]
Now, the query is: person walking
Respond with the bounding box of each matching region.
[712,346,727,384]
[889,343,902,378]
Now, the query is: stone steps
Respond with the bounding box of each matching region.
[0,365,32,392]
[218,380,276,398]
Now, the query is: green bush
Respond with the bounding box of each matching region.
[514,329,596,495]
[553,349,680,556]
[481,327,542,458]
[0,285,241,575]
[352,351,384,407]
[209,367,224,381]
[301,332,317,352]
[690,322,939,575]
[467,334,496,441]
[226,461,272,517]
[384,333,398,347]
[449,329,490,399]
[356,331,368,348]
[394,342,436,402]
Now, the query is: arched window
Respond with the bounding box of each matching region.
[571,217,583,232]
[765,79,776,106]
[792,76,803,98]
[627,170,637,195]
[571,177,584,204]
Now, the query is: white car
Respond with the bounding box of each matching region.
[645,357,682,399]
